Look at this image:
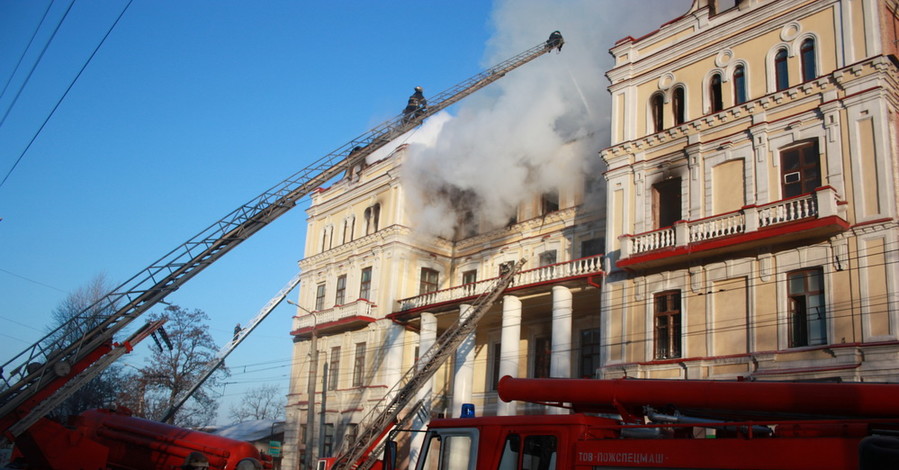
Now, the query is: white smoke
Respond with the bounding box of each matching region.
[402,0,692,238]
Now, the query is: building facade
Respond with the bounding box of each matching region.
[601,0,899,381]
[281,144,605,469]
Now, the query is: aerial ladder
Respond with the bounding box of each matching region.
[160,272,302,423]
[330,259,527,470]
[0,31,564,444]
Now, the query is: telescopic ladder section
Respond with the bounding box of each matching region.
[160,272,302,423]
[0,31,562,439]
[332,259,528,470]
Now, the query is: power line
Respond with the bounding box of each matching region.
[0,0,133,190]
[0,1,54,105]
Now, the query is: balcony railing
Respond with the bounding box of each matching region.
[620,186,847,265]
[398,254,604,312]
[292,298,375,333]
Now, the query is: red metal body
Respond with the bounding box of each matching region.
[400,377,899,469]
[12,408,271,470]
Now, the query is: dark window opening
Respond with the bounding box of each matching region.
[419,268,439,295]
[734,64,747,104]
[801,38,817,82]
[533,337,551,378]
[775,48,789,91]
[323,423,334,457]
[581,238,605,258]
[541,190,560,214]
[653,178,682,229]
[709,73,723,113]
[650,92,665,132]
[498,261,515,277]
[491,342,501,391]
[654,291,682,359]
[580,328,601,378]
[539,250,557,267]
[672,86,685,125]
[789,268,827,347]
[780,140,821,198]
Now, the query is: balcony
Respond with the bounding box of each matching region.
[291,299,376,338]
[395,254,604,316]
[617,186,848,270]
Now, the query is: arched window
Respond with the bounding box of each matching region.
[733,64,747,104]
[650,93,664,133]
[672,86,685,125]
[774,48,789,91]
[709,73,723,113]
[800,38,816,82]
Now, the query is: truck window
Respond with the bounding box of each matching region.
[521,435,556,470]
[419,431,475,470]
[497,434,521,470]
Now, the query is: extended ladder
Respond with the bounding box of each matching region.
[160,272,302,423]
[0,32,562,438]
[332,259,527,470]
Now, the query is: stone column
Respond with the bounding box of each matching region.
[549,286,572,415]
[409,312,436,470]
[452,304,475,418]
[497,295,522,416]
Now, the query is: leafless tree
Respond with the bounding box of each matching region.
[47,274,123,420]
[117,305,225,428]
[228,384,286,422]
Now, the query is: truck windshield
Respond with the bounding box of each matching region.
[418,430,476,470]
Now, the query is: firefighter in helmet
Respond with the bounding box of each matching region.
[403,86,427,122]
[546,30,564,52]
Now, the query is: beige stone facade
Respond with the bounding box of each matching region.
[601,0,899,381]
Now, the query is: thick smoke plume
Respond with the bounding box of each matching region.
[401,0,691,238]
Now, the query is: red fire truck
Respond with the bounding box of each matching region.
[383,377,899,470]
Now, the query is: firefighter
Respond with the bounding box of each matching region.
[233,323,241,342]
[546,30,564,52]
[403,86,427,122]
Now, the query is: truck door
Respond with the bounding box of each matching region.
[497,434,557,470]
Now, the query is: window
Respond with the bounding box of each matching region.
[323,423,334,456]
[774,48,789,91]
[353,342,366,387]
[419,268,439,295]
[522,436,557,470]
[533,337,551,378]
[491,342,501,391]
[709,73,723,113]
[328,346,340,391]
[580,328,601,378]
[788,268,826,347]
[539,250,557,267]
[359,267,372,300]
[733,64,747,104]
[335,275,347,305]
[672,86,685,125]
[581,238,605,258]
[315,283,326,311]
[800,38,816,82]
[780,140,821,198]
[498,261,515,277]
[364,203,381,235]
[650,92,664,132]
[346,423,358,447]
[462,269,477,285]
[541,190,559,214]
[419,432,475,470]
[653,178,682,229]
[497,435,521,470]
[654,291,682,359]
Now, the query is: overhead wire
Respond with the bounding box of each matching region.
[0,0,54,105]
[0,0,134,190]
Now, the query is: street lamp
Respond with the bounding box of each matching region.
[287,299,318,470]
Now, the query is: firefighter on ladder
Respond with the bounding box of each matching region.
[402,86,427,123]
[546,30,564,52]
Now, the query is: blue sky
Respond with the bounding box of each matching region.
[0,0,690,424]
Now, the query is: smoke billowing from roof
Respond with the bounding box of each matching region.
[402,0,690,239]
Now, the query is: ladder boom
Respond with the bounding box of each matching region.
[0,32,562,438]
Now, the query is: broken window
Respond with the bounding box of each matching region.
[541,190,560,214]
[652,178,682,229]
[780,140,821,198]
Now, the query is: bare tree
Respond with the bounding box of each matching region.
[117,305,225,428]
[47,274,123,420]
[228,384,286,422]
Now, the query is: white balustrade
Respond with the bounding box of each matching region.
[295,299,374,330]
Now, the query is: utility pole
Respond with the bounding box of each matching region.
[319,362,328,458]
[288,300,318,470]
